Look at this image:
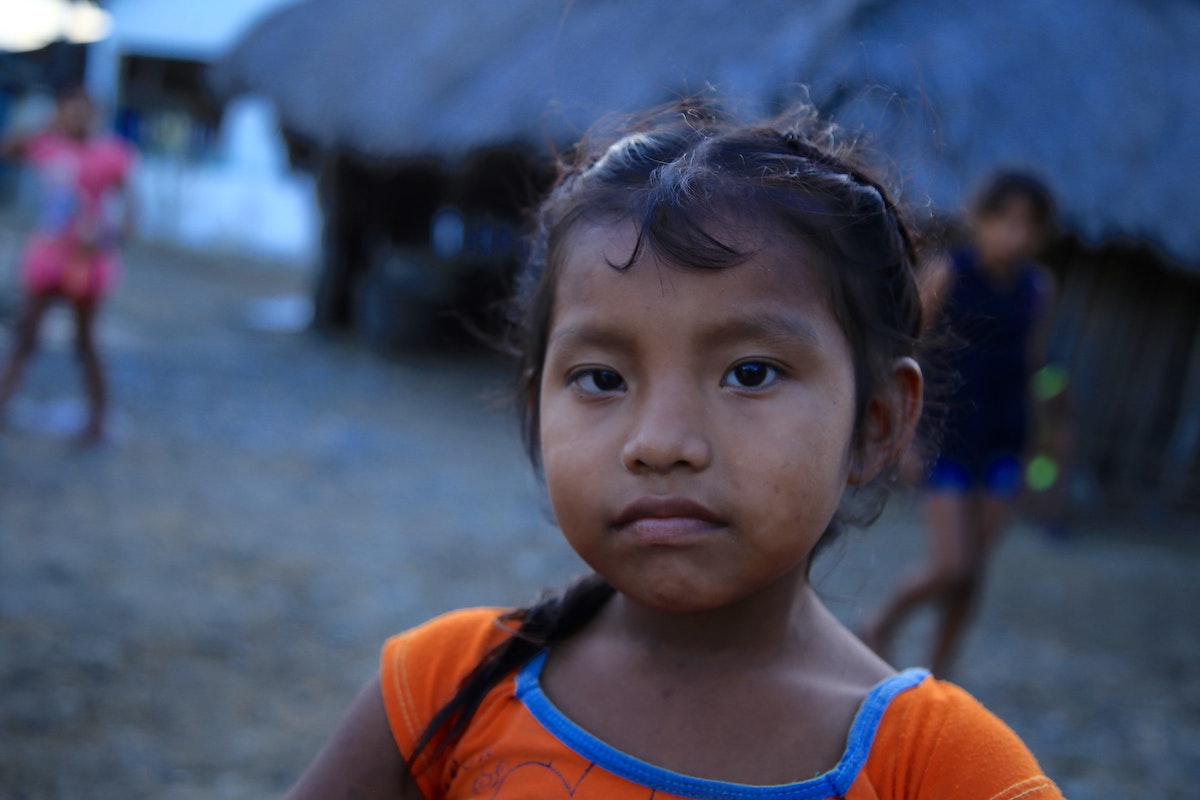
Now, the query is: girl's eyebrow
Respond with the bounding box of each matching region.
[547,324,635,352]
[699,313,824,350]
[548,313,824,352]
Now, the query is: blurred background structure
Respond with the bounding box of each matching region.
[1,1,1198,798]
[225,0,1200,509]
[1,0,320,261]
[3,0,1195,506]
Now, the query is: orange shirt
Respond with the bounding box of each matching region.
[381,608,1062,800]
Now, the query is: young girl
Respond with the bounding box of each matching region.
[863,172,1056,677]
[0,86,134,443]
[285,106,1062,799]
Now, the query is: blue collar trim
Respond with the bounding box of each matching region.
[515,650,928,799]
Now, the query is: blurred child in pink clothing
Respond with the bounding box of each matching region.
[0,86,135,443]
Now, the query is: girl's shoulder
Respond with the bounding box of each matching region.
[948,247,976,271]
[864,676,1061,799]
[381,606,512,680]
[23,130,70,161]
[85,135,136,175]
[383,606,511,652]
[1024,259,1054,301]
[94,133,134,157]
[380,607,513,743]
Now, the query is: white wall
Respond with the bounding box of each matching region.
[135,97,319,263]
[85,0,319,264]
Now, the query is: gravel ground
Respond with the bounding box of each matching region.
[1,226,1197,799]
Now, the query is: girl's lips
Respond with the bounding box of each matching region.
[619,517,725,544]
[612,496,725,543]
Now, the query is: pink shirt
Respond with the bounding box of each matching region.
[20,131,135,299]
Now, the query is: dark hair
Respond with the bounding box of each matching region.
[408,100,924,773]
[973,170,1056,231]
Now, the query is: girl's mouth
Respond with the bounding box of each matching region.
[612,497,725,544]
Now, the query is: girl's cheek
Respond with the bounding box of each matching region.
[538,413,579,485]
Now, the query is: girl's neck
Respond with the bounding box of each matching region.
[57,125,89,142]
[976,253,1022,289]
[604,568,818,664]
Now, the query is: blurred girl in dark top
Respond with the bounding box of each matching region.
[864,172,1056,676]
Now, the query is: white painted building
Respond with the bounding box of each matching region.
[84,0,319,263]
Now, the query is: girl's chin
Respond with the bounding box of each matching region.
[610,565,811,617]
[616,584,753,615]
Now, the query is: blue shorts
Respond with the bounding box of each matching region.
[926,453,1023,498]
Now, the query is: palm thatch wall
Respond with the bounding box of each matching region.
[1044,242,1200,508]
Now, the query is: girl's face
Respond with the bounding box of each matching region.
[538,220,863,612]
[56,95,94,140]
[974,198,1044,271]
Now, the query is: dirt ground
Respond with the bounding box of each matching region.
[0,225,1197,799]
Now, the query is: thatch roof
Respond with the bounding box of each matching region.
[212,0,1200,267]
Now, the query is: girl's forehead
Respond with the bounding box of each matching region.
[548,220,842,351]
[979,196,1039,223]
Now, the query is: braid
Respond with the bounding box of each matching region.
[408,573,615,773]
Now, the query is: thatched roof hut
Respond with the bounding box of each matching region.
[214,0,1200,508]
[216,0,1200,267]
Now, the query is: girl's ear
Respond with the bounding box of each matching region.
[847,357,924,486]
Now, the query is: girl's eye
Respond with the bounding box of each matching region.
[723,361,780,390]
[571,368,626,395]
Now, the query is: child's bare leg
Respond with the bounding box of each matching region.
[928,492,1011,675]
[929,576,977,676]
[72,297,107,442]
[862,491,971,659]
[0,291,54,420]
[977,493,1014,551]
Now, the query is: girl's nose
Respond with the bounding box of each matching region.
[620,390,712,474]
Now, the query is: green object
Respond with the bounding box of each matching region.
[1026,454,1059,492]
[1033,363,1069,401]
